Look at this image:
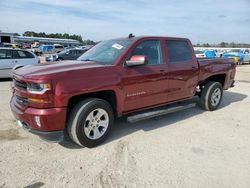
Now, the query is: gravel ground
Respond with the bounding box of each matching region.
[0,65,250,188]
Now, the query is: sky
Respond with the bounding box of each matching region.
[0,0,250,43]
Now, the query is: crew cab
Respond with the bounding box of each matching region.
[10,36,236,147]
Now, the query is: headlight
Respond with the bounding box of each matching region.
[27,83,51,94]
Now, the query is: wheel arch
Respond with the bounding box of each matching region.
[13,65,24,70]
[66,90,118,122]
[199,74,226,88]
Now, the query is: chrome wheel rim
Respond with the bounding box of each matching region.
[211,88,221,106]
[84,108,109,140]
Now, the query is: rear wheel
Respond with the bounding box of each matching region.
[199,82,223,111]
[67,98,114,147]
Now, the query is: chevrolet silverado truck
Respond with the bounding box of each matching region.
[10,36,236,147]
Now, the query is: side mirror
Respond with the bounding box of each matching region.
[65,51,70,55]
[126,55,148,67]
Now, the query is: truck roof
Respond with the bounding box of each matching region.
[111,35,189,41]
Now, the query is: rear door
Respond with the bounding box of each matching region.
[165,39,199,102]
[12,50,36,66]
[122,39,169,112]
[0,49,13,78]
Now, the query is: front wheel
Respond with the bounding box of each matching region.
[199,82,223,111]
[67,98,114,147]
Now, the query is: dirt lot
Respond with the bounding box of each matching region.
[0,66,250,188]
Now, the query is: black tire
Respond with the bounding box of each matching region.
[58,57,63,61]
[199,82,223,111]
[67,98,114,148]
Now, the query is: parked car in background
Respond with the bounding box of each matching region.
[21,43,31,49]
[223,50,245,64]
[46,48,87,61]
[204,50,216,58]
[30,46,42,56]
[0,43,20,48]
[194,50,205,58]
[53,44,64,53]
[39,44,64,54]
[243,53,250,63]
[195,50,216,58]
[0,48,40,78]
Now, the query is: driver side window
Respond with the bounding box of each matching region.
[130,40,162,65]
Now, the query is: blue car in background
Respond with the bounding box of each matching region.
[223,50,245,63]
[39,44,64,54]
[204,50,216,58]
[39,45,54,53]
[195,50,216,59]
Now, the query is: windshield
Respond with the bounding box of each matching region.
[78,39,132,64]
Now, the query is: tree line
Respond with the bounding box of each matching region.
[194,42,250,48]
[18,31,95,45]
[15,32,250,48]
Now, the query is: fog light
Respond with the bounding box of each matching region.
[34,116,41,127]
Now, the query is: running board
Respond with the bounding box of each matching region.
[127,102,196,123]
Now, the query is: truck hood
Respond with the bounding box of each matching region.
[14,61,110,79]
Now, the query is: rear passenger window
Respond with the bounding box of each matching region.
[12,50,34,59]
[130,40,162,65]
[166,40,192,63]
[17,51,26,58]
[0,50,12,59]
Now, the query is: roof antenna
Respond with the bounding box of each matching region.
[128,33,135,38]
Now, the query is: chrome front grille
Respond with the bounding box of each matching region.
[16,95,28,106]
[14,79,27,90]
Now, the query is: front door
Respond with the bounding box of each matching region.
[122,40,168,112]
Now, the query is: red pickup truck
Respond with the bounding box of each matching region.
[10,36,236,147]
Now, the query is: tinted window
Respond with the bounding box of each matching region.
[166,40,192,63]
[77,50,85,54]
[0,49,12,59]
[12,50,34,59]
[130,40,162,65]
[70,50,77,54]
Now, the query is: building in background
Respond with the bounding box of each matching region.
[0,31,80,46]
[0,32,15,43]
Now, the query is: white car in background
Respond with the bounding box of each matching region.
[194,50,205,58]
[0,48,40,78]
[244,53,250,63]
[243,49,250,63]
